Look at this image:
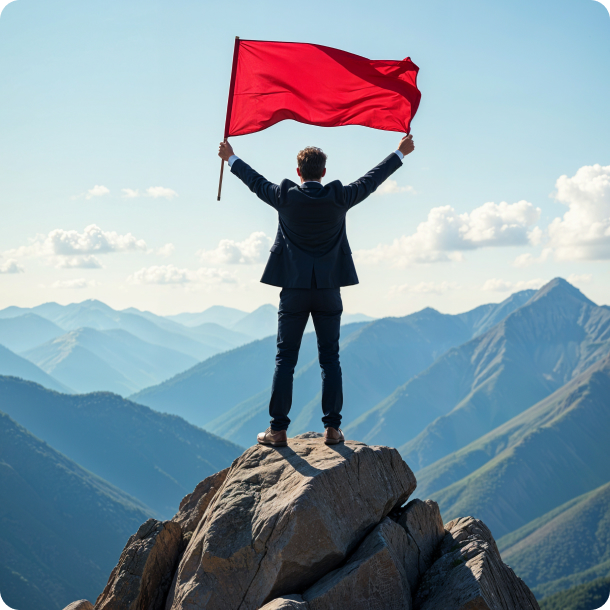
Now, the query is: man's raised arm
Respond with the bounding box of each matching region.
[218,141,280,208]
[343,135,415,209]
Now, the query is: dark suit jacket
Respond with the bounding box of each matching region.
[230,152,403,288]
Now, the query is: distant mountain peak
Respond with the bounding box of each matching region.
[418,306,440,314]
[400,306,444,322]
[530,277,596,307]
[250,303,278,313]
[76,298,115,311]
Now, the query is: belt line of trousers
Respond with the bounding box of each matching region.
[268,279,343,431]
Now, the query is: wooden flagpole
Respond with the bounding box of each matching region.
[218,36,240,201]
[217,139,226,201]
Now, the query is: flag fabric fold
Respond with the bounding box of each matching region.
[224,39,421,138]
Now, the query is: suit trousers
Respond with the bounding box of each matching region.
[268,282,343,431]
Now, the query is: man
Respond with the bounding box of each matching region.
[217,135,415,447]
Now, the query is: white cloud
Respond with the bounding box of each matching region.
[355,200,541,267]
[547,164,610,260]
[85,185,110,200]
[389,281,460,296]
[0,258,24,273]
[120,187,178,200]
[512,253,535,268]
[127,265,236,286]
[146,186,178,200]
[46,225,146,255]
[198,232,272,265]
[481,278,547,292]
[512,248,552,268]
[4,224,147,269]
[157,243,175,257]
[566,273,593,285]
[376,180,416,195]
[51,278,98,289]
[129,265,190,285]
[56,255,103,269]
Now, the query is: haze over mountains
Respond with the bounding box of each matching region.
[0,299,374,396]
[0,343,72,393]
[0,376,243,517]
[0,411,150,610]
[1,277,609,608]
[23,328,198,394]
[133,289,536,444]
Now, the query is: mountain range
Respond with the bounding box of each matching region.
[500,479,610,598]
[0,313,65,352]
[418,353,610,533]
[23,327,198,394]
[0,411,151,610]
[0,343,72,393]
[166,303,375,337]
[346,279,610,465]
[2,278,609,607]
[0,376,243,517]
[0,300,375,397]
[539,575,610,610]
[132,289,536,446]
[126,278,610,603]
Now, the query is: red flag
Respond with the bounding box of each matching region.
[224,39,421,138]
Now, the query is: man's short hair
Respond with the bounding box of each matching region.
[297,147,327,181]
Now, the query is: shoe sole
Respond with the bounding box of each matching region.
[258,439,288,447]
[324,438,345,445]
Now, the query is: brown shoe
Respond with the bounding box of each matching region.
[257,427,288,447]
[324,427,345,445]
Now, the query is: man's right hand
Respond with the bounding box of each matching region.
[398,134,415,156]
[218,140,234,162]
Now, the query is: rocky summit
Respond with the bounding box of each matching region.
[64,433,540,610]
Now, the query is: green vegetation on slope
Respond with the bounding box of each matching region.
[346,279,610,471]
[0,411,150,610]
[427,354,610,538]
[0,376,243,517]
[402,279,609,469]
[539,575,610,610]
[498,481,610,598]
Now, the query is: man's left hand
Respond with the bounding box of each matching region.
[218,140,234,162]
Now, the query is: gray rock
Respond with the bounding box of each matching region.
[172,468,229,537]
[397,499,445,592]
[63,601,94,610]
[96,518,182,610]
[303,517,412,610]
[260,595,310,609]
[166,438,416,610]
[292,432,324,439]
[413,517,540,610]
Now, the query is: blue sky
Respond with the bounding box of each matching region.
[0,0,609,317]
